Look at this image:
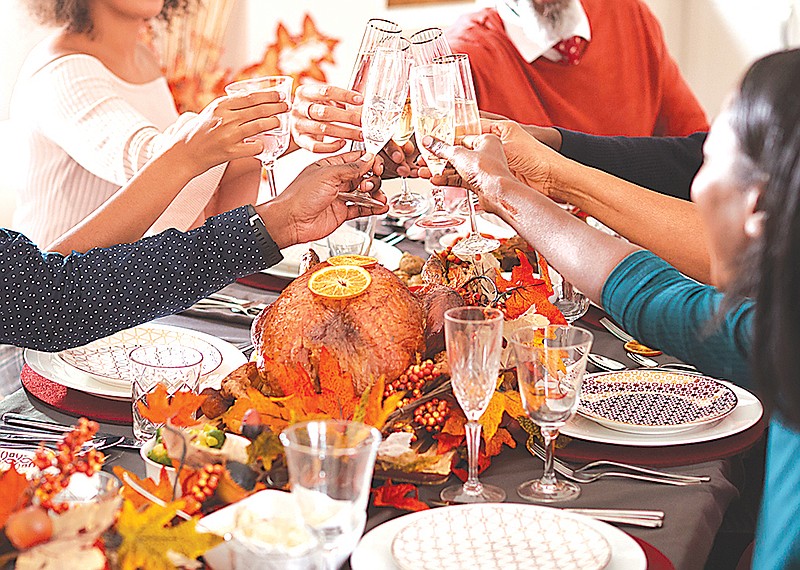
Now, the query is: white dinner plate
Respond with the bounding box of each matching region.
[351,504,645,570]
[24,324,246,401]
[391,504,611,570]
[578,370,738,435]
[264,239,403,279]
[58,324,225,387]
[562,381,762,446]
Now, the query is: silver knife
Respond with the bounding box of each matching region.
[1,413,140,450]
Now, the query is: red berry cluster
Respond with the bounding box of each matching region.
[33,418,104,513]
[412,398,450,433]
[189,464,223,503]
[385,360,441,408]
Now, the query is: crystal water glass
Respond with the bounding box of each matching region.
[280,420,381,570]
[225,75,293,199]
[511,325,593,502]
[440,306,506,503]
[129,345,203,442]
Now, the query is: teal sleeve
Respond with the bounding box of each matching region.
[601,250,754,388]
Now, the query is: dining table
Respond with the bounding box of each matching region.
[0,222,765,570]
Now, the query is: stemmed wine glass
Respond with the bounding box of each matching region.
[388,37,429,218]
[440,306,507,503]
[410,62,465,229]
[225,75,293,199]
[511,325,593,502]
[436,54,500,256]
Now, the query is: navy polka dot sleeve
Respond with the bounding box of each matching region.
[0,206,282,352]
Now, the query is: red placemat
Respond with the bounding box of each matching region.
[20,364,132,424]
[237,272,292,292]
[632,535,675,570]
[557,417,767,467]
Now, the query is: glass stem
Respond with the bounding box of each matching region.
[399,176,410,199]
[431,186,447,214]
[561,279,574,301]
[463,420,484,495]
[540,427,558,487]
[466,188,479,237]
[264,162,278,198]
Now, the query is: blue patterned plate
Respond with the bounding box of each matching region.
[578,370,738,434]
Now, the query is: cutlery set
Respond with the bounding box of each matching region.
[0,413,140,452]
[595,317,697,372]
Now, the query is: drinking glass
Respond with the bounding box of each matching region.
[511,325,593,502]
[280,420,381,570]
[409,27,453,66]
[389,37,429,218]
[327,216,376,257]
[555,278,591,324]
[129,345,203,442]
[225,75,294,199]
[436,54,500,256]
[360,47,412,156]
[440,307,506,503]
[410,63,465,229]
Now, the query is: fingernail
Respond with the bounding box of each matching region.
[364,181,374,191]
[353,94,364,104]
[360,153,374,162]
[278,92,287,101]
[422,136,433,147]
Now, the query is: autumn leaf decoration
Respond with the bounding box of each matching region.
[371,479,430,512]
[0,466,31,528]
[495,250,566,324]
[136,384,208,427]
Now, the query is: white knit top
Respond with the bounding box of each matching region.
[9,53,224,247]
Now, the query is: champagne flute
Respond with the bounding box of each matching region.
[388,38,429,218]
[409,27,453,65]
[436,54,500,256]
[511,325,593,502]
[339,19,403,208]
[440,306,506,503]
[225,76,293,199]
[360,47,411,156]
[410,62,465,229]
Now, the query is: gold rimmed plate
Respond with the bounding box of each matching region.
[578,370,738,435]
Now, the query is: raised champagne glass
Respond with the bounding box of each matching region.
[225,76,293,199]
[409,27,453,66]
[410,62,465,229]
[511,325,593,502]
[436,54,500,256]
[440,306,507,503]
[361,47,411,156]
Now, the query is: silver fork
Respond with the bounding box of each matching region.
[569,458,710,482]
[599,317,635,343]
[528,442,708,486]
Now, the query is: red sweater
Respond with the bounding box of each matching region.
[446,2,709,136]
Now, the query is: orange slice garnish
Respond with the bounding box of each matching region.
[326,254,378,267]
[308,265,372,299]
[624,340,662,357]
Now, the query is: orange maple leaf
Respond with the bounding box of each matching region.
[356,376,403,429]
[136,384,207,427]
[371,479,429,512]
[484,426,516,458]
[114,466,177,510]
[478,389,525,443]
[0,465,31,528]
[222,387,296,434]
[537,254,555,296]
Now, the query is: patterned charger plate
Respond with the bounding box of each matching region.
[578,370,738,434]
[391,503,611,570]
[58,324,223,387]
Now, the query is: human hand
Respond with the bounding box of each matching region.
[420,134,516,215]
[169,91,289,175]
[260,151,388,248]
[290,84,364,153]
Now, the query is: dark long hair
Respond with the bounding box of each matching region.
[25,0,194,34]
[729,49,800,427]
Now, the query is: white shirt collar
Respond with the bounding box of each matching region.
[495,0,591,63]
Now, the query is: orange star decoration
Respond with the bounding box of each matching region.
[136,385,208,427]
[235,14,339,94]
[496,251,567,324]
[115,499,222,570]
[372,479,430,512]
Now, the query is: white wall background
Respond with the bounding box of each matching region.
[0,0,799,223]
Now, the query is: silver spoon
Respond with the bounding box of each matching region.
[588,353,627,371]
[627,352,659,367]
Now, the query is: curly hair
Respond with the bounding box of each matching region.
[25,0,195,34]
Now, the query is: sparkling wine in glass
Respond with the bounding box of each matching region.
[410,63,465,229]
[511,325,593,502]
[225,75,293,199]
[360,47,411,155]
[440,306,507,503]
[436,54,500,256]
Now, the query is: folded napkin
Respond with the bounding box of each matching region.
[237,272,293,293]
